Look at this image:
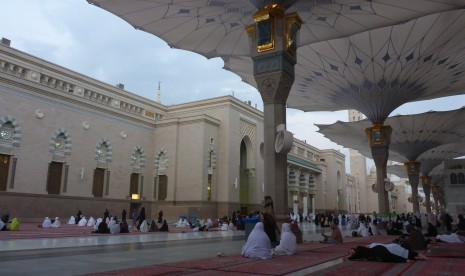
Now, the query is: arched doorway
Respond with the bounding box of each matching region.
[239,136,253,215]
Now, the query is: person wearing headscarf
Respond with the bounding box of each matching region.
[137,207,146,230]
[76,210,82,224]
[150,219,159,232]
[241,222,272,259]
[10,218,20,231]
[458,214,465,231]
[94,220,109,234]
[272,223,297,256]
[104,209,110,222]
[120,220,129,233]
[158,210,163,224]
[78,216,87,227]
[41,217,52,228]
[262,213,279,247]
[369,221,380,236]
[51,217,61,228]
[87,217,96,227]
[160,220,169,232]
[94,218,103,230]
[348,243,427,262]
[67,216,75,224]
[175,218,183,227]
[139,220,149,232]
[121,209,127,222]
[357,223,370,237]
[109,217,120,234]
[205,218,214,230]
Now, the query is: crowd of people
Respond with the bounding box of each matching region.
[3,202,464,265]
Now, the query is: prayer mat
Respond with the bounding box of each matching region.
[426,244,465,258]
[85,265,193,276]
[164,254,257,269]
[402,256,465,275]
[219,251,344,275]
[317,260,411,276]
[298,241,335,252]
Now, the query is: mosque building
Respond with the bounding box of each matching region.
[0,39,349,221]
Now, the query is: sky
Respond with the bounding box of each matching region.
[2,0,465,172]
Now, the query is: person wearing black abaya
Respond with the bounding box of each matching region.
[137,207,146,230]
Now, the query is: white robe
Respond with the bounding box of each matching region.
[78,217,87,226]
[140,220,149,232]
[357,224,370,237]
[0,220,5,230]
[369,243,408,259]
[42,217,52,228]
[241,222,272,259]
[94,218,102,230]
[175,219,183,227]
[273,223,297,256]
[67,216,75,224]
[228,222,236,231]
[51,217,60,228]
[436,233,465,243]
[220,223,229,231]
[109,219,120,234]
[87,217,96,227]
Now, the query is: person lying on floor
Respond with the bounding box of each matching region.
[435,232,465,243]
[272,223,297,256]
[321,222,343,244]
[242,222,272,259]
[347,243,427,263]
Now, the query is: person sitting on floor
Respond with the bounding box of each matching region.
[369,221,380,236]
[41,217,52,228]
[0,220,4,231]
[87,217,96,227]
[10,218,20,231]
[272,223,297,256]
[347,243,427,263]
[120,220,129,233]
[241,222,272,259]
[356,222,370,237]
[160,220,169,232]
[321,222,343,244]
[67,216,76,225]
[51,217,61,228]
[150,219,159,232]
[93,220,110,234]
[78,216,87,227]
[400,224,428,250]
[94,218,102,231]
[109,217,120,234]
[139,220,149,232]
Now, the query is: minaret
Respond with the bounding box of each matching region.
[348,109,368,213]
[156,81,161,103]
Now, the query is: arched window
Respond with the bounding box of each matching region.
[450,173,458,184]
[458,173,465,184]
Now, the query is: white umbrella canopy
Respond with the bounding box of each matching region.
[87,0,465,58]
[317,108,465,162]
[288,9,465,122]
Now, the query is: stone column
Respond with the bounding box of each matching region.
[365,123,392,214]
[247,5,302,224]
[421,176,432,213]
[431,185,440,214]
[405,161,421,213]
[311,194,316,218]
[291,191,299,216]
[302,192,308,219]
